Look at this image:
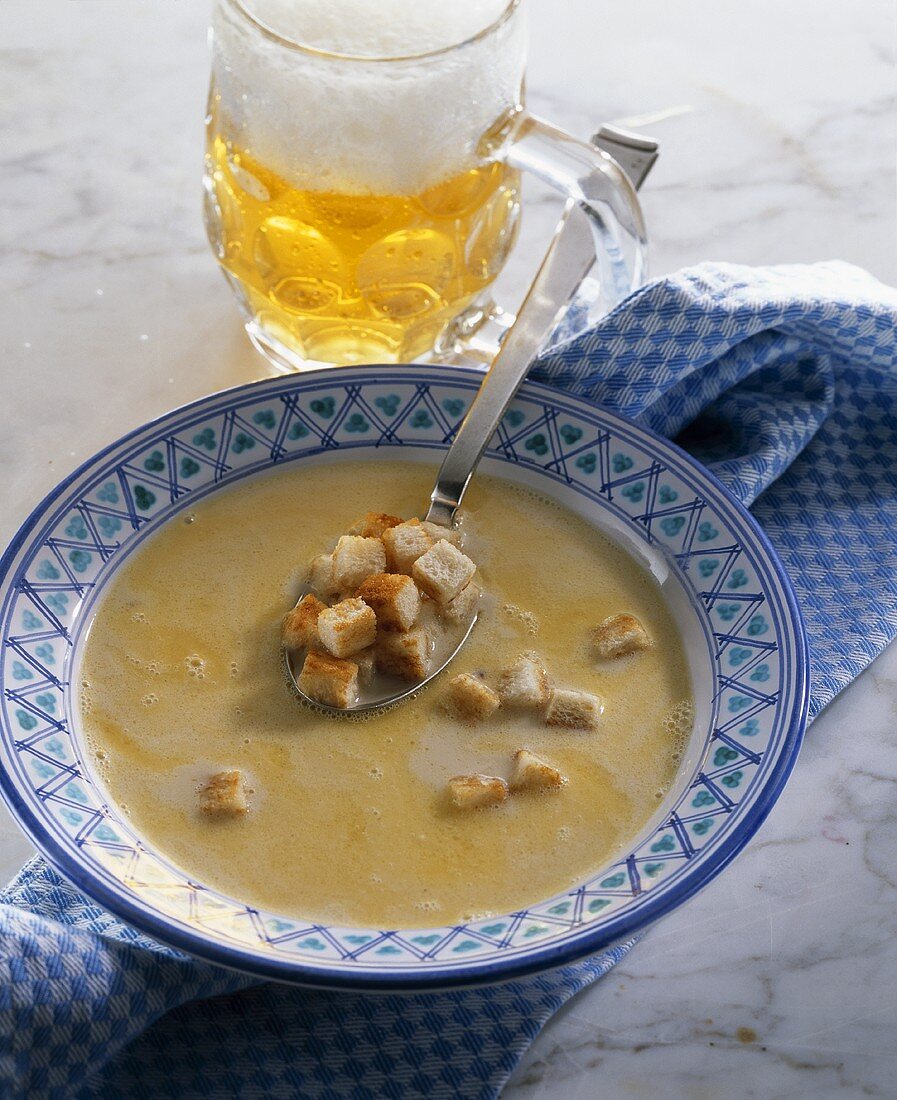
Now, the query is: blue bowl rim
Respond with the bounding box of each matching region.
[0,365,810,991]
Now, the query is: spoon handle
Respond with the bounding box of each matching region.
[425,202,598,529]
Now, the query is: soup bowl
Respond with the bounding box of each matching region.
[0,366,808,989]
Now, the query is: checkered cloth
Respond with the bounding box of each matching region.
[3,261,896,1098]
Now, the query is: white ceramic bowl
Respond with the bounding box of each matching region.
[0,366,808,988]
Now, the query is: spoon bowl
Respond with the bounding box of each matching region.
[283,604,479,716]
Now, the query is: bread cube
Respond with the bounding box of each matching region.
[199,770,248,817]
[375,626,432,682]
[355,646,376,687]
[441,673,500,723]
[441,580,480,626]
[593,613,651,660]
[420,521,463,548]
[318,598,377,658]
[447,774,509,810]
[381,520,433,575]
[306,553,338,600]
[281,593,326,651]
[356,572,420,632]
[331,535,387,594]
[349,512,404,539]
[546,688,604,730]
[412,541,477,605]
[509,749,566,793]
[497,654,550,710]
[297,650,359,709]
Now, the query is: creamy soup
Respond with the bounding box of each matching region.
[79,461,692,928]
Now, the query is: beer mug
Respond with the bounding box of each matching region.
[203,0,648,370]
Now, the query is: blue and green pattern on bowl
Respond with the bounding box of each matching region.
[0,367,808,989]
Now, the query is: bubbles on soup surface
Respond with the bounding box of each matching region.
[80,679,94,716]
[415,898,441,913]
[500,602,539,636]
[185,654,207,680]
[663,699,695,750]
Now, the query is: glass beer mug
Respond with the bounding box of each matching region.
[204,0,647,370]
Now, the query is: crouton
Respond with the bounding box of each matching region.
[375,626,432,681]
[441,580,480,626]
[509,749,566,793]
[441,672,500,723]
[331,535,387,593]
[447,773,509,810]
[355,646,376,687]
[420,521,463,548]
[356,572,421,632]
[412,540,477,605]
[281,593,326,651]
[307,553,338,600]
[546,688,604,730]
[381,520,433,574]
[349,512,404,539]
[297,650,359,709]
[317,598,377,658]
[593,613,651,660]
[497,654,551,710]
[199,770,248,817]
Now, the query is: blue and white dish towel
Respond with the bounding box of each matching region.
[2,261,896,1098]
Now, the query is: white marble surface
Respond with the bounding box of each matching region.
[1,1,895,1096]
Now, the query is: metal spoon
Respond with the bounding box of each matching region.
[285,127,658,714]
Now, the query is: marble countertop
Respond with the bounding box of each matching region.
[1,1,895,1096]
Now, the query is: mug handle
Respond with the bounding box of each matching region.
[499,113,653,307]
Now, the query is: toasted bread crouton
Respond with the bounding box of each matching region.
[331,535,387,593]
[509,749,566,793]
[546,688,604,730]
[199,770,248,817]
[297,650,359,708]
[349,512,404,538]
[375,626,432,681]
[448,773,509,810]
[355,646,376,686]
[381,520,433,574]
[593,613,651,660]
[412,540,477,605]
[357,572,420,632]
[441,672,500,723]
[420,521,463,548]
[441,580,480,626]
[318,598,377,658]
[497,654,550,710]
[281,593,326,651]
[307,553,338,600]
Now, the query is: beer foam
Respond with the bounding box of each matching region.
[212,0,526,194]
[240,0,513,56]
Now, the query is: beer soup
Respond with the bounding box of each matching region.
[79,462,693,929]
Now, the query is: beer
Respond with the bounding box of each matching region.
[204,0,526,367]
[205,133,521,365]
